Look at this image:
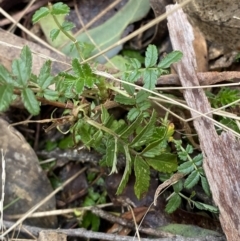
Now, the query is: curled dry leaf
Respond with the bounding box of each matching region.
[154,172,185,206]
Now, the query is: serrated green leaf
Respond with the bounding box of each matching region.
[110,119,126,133]
[72,60,95,88]
[158,51,183,69]
[38,60,54,89]
[192,154,203,166]
[0,65,14,84]
[75,120,92,146]
[145,153,178,173]
[141,140,164,157]
[186,144,193,154]
[152,126,167,140]
[127,107,140,121]
[62,21,75,31]
[124,69,142,83]
[173,180,183,193]
[165,193,181,213]
[122,82,135,96]
[129,58,141,69]
[119,114,143,138]
[77,42,95,59]
[194,201,218,213]
[145,44,158,68]
[116,145,132,195]
[0,85,14,111]
[43,89,59,101]
[12,46,32,87]
[101,105,110,124]
[178,151,188,161]
[81,63,95,87]
[75,78,84,94]
[21,88,40,115]
[178,161,194,175]
[113,124,127,138]
[134,156,150,199]
[136,90,150,104]
[184,170,200,189]
[50,29,60,41]
[201,176,211,196]
[51,2,70,15]
[92,131,104,149]
[72,58,83,76]
[139,101,151,111]
[130,110,156,147]
[143,69,158,90]
[58,72,77,97]
[115,94,136,105]
[32,7,50,23]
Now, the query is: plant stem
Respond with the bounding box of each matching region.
[50,12,83,60]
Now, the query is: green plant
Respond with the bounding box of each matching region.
[164,140,218,214]
[0,2,184,199]
[207,87,240,133]
[207,87,240,108]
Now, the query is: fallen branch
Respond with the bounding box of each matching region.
[167,4,240,241]
[3,220,226,241]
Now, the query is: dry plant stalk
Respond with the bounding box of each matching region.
[167,4,240,241]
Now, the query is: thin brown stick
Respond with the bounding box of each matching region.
[90,207,174,238]
[2,220,226,241]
